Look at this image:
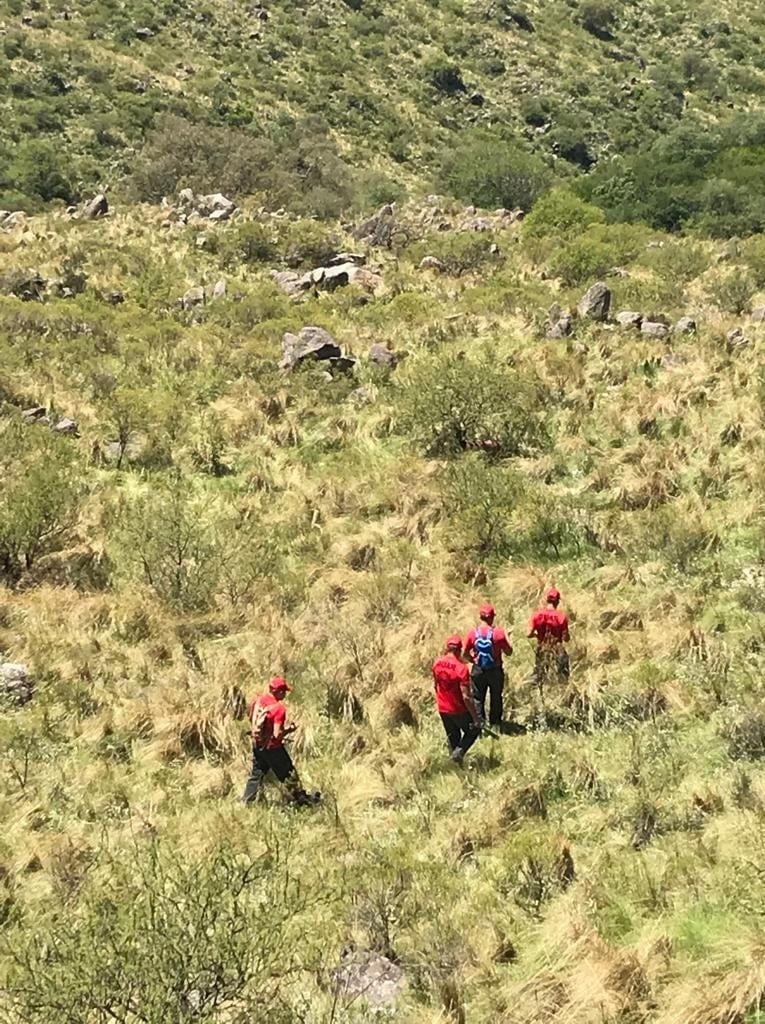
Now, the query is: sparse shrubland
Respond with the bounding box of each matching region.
[4,1,765,1022]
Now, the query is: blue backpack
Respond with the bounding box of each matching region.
[474,628,496,670]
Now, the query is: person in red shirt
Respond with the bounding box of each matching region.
[242,677,320,806]
[432,635,482,763]
[528,587,571,684]
[464,603,513,728]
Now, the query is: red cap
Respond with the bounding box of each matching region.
[479,603,495,619]
[446,634,463,651]
[269,676,291,694]
[546,588,561,603]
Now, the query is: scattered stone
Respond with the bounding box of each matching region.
[673,316,697,335]
[577,281,611,322]
[135,25,154,38]
[53,417,79,436]
[352,203,396,247]
[462,216,493,231]
[22,405,47,422]
[105,290,125,305]
[0,663,34,705]
[727,327,750,352]
[280,326,342,370]
[469,91,485,106]
[419,255,445,272]
[615,311,643,329]
[328,252,366,267]
[211,279,227,301]
[641,320,669,339]
[180,286,206,310]
[0,211,26,230]
[270,270,305,297]
[177,190,236,222]
[350,385,375,406]
[331,951,406,1011]
[545,304,573,339]
[297,262,382,294]
[82,193,109,220]
[368,343,399,368]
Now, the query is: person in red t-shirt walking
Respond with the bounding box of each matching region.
[464,603,513,729]
[432,635,482,764]
[242,677,320,806]
[528,587,571,688]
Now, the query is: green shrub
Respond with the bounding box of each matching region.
[708,270,755,314]
[213,221,279,268]
[3,837,324,1024]
[396,348,550,458]
[523,190,604,241]
[438,134,551,212]
[408,233,504,276]
[440,455,524,563]
[0,423,83,584]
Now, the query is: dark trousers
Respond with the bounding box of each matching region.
[242,745,299,805]
[471,666,505,726]
[440,712,480,755]
[534,647,570,683]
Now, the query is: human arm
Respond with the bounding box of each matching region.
[463,630,476,664]
[459,669,481,726]
[527,613,538,640]
[561,614,570,643]
[498,627,513,657]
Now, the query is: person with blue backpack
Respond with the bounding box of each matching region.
[464,603,513,729]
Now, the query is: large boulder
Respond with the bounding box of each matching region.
[53,417,79,436]
[352,204,396,247]
[368,343,400,368]
[615,311,643,329]
[280,326,343,370]
[419,255,445,272]
[0,663,34,705]
[545,303,573,339]
[577,281,611,322]
[331,951,406,1011]
[641,320,669,339]
[82,193,109,220]
[179,286,206,310]
[270,270,307,298]
[673,316,697,335]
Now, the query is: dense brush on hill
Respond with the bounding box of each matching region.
[3,0,765,1021]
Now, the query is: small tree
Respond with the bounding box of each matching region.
[438,134,550,212]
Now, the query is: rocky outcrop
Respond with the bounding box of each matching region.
[641,320,669,338]
[82,193,109,220]
[331,951,406,1011]
[280,326,346,370]
[177,189,236,222]
[673,316,697,335]
[0,663,34,705]
[577,282,611,322]
[615,311,643,329]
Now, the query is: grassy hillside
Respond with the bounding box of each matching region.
[6,0,765,231]
[2,184,765,1022]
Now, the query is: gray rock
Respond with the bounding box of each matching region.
[368,343,399,368]
[329,252,366,267]
[353,204,396,247]
[211,279,227,301]
[331,951,406,1011]
[270,270,306,297]
[177,188,196,207]
[661,352,687,370]
[751,306,765,323]
[727,327,750,351]
[53,417,79,436]
[673,316,697,335]
[0,269,47,301]
[209,206,234,223]
[616,311,643,329]
[22,405,47,422]
[462,216,493,232]
[105,290,124,305]
[350,385,375,405]
[577,281,611,322]
[419,255,445,272]
[641,320,669,338]
[82,193,108,220]
[280,326,342,370]
[135,26,154,38]
[0,663,34,705]
[180,286,206,310]
[546,313,573,339]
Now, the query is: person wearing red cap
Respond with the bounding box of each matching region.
[528,588,571,685]
[242,677,320,806]
[464,603,513,729]
[432,635,482,763]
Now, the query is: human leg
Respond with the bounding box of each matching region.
[487,668,505,727]
[471,669,489,724]
[242,747,269,805]
[440,712,463,753]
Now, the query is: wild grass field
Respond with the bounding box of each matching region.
[3,0,765,1020]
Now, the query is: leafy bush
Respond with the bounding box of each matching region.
[523,189,604,241]
[212,221,279,268]
[408,233,504,277]
[396,348,550,458]
[439,456,524,563]
[578,1,616,39]
[3,837,324,1024]
[708,270,755,314]
[438,134,551,212]
[0,423,83,583]
[548,223,647,285]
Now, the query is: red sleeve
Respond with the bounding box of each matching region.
[561,614,570,640]
[458,662,471,687]
[528,612,540,635]
[271,704,287,728]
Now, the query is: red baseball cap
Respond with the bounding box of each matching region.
[546,587,561,603]
[268,676,291,694]
[446,634,463,650]
[479,603,496,619]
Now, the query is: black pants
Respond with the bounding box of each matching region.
[471,666,505,726]
[242,746,300,805]
[440,712,480,755]
[534,647,570,683]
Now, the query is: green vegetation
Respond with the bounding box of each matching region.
[5,0,765,1020]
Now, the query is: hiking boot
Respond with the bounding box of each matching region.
[450,747,465,765]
